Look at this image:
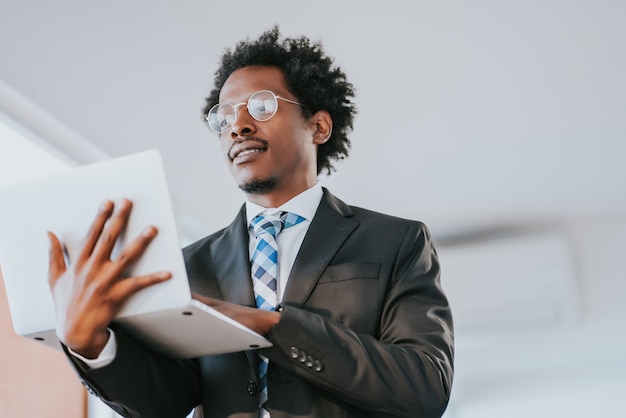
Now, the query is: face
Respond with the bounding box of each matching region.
[217,66,325,206]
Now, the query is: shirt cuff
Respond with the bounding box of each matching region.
[68,328,117,369]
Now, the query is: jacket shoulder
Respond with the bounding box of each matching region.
[182,226,226,258]
[322,187,429,229]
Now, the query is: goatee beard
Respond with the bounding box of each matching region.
[239,178,277,194]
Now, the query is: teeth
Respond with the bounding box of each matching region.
[235,149,261,159]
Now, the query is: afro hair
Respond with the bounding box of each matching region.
[202,26,357,175]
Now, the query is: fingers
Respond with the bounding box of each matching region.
[192,292,208,303]
[192,293,225,309]
[107,225,159,278]
[112,271,172,302]
[91,199,133,263]
[192,293,219,307]
[78,199,115,262]
[47,231,67,287]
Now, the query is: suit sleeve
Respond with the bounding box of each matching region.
[65,325,201,418]
[264,222,454,418]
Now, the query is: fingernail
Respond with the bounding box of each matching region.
[116,199,131,213]
[100,200,113,211]
[142,226,157,238]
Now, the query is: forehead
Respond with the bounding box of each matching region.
[219,66,290,103]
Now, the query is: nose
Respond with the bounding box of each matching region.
[229,103,256,139]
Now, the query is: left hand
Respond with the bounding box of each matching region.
[192,294,281,336]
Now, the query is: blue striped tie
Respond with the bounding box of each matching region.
[250,211,305,417]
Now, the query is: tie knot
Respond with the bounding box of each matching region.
[251,211,306,238]
[251,214,283,238]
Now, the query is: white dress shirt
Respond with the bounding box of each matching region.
[71,184,323,368]
[245,184,322,301]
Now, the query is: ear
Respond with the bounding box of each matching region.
[309,110,333,145]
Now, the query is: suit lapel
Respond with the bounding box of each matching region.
[207,206,260,385]
[209,206,256,307]
[283,189,357,307]
[206,190,356,308]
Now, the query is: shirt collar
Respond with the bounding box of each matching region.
[246,183,323,226]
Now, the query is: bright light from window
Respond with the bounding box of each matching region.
[0,113,124,418]
[0,116,69,186]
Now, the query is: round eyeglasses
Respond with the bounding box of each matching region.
[205,89,305,134]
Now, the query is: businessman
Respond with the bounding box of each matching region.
[48,27,454,418]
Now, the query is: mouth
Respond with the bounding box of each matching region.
[228,138,268,163]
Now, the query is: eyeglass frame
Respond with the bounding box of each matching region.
[205,89,305,134]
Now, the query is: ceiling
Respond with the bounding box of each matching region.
[1,1,625,416]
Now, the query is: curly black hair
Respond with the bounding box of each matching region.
[202,26,357,175]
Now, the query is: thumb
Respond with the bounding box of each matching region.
[47,231,67,287]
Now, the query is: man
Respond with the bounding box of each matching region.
[48,27,454,418]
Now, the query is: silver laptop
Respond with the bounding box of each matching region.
[0,149,271,359]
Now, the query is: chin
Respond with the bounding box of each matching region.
[239,178,277,194]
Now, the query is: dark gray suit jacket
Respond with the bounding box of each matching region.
[70,189,454,418]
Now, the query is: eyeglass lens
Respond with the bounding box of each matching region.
[207,90,279,134]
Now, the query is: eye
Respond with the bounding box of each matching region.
[248,98,272,119]
[248,91,278,121]
[220,114,235,128]
[216,106,235,128]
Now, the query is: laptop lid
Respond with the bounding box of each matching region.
[0,149,270,358]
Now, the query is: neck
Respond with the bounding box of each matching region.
[246,191,296,209]
[246,183,316,208]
